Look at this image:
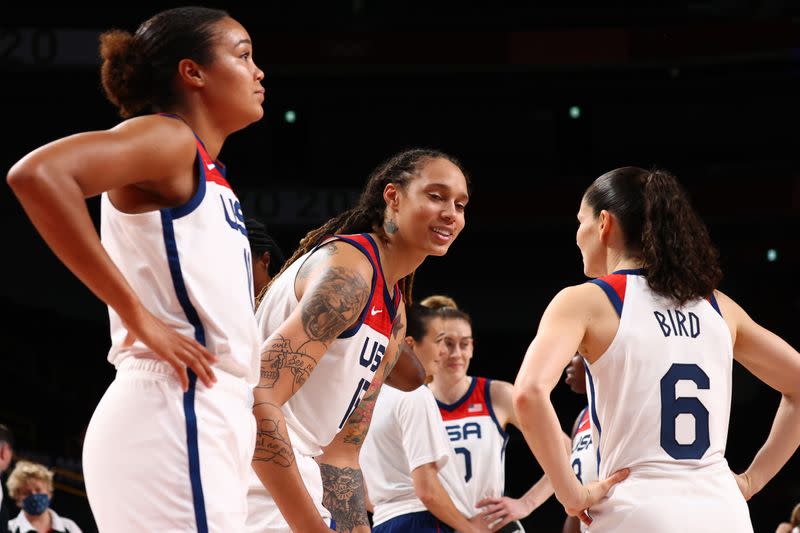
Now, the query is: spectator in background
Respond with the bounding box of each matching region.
[245,217,286,303]
[6,461,82,533]
[776,503,800,533]
[0,425,14,533]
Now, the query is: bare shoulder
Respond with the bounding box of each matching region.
[712,289,746,321]
[713,289,751,345]
[295,241,375,344]
[9,114,198,197]
[545,283,604,318]
[109,115,197,168]
[489,378,514,409]
[298,240,374,288]
[489,378,514,398]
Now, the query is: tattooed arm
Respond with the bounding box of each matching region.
[251,242,372,533]
[315,304,407,532]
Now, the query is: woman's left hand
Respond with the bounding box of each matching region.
[476,496,531,531]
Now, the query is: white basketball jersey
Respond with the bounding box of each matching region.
[585,270,733,479]
[570,406,597,487]
[101,119,259,384]
[437,377,509,506]
[580,270,754,532]
[360,385,473,526]
[255,233,402,456]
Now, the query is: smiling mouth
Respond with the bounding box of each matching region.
[432,227,453,240]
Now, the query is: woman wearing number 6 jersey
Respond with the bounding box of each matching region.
[246,149,470,533]
[513,167,800,532]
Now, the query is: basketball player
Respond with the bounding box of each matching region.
[7,8,264,532]
[247,149,470,532]
[513,167,800,531]
[562,354,595,533]
[360,303,491,533]
[422,296,559,532]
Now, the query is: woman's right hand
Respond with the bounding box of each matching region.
[125,306,217,390]
[565,468,630,526]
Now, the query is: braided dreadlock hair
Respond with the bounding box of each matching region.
[258,148,468,307]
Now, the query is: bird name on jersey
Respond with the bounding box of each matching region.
[653,309,700,338]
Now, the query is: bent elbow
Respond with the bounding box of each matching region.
[512,382,549,416]
[415,486,435,507]
[7,164,32,193]
[7,159,47,197]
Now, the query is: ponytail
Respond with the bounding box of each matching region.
[585,167,722,305]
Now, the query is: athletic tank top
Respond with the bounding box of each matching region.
[437,376,509,505]
[585,269,733,479]
[256,233,401,456]
[101,115,259,384]
[570,406,597,487]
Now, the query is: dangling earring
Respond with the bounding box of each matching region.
[384,219,398,235]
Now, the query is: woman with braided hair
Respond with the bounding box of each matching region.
[514,167,800,532]
[246,148,470,533]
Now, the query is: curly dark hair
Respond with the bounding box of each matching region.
[100,7,228,118]
[584,166,722,305]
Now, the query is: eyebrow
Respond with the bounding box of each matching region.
[425,183,470,200]
[234,39,252,47]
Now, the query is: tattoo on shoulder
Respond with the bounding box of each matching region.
[297,242,341,282]
[319,464,369,531]
[258,334,318,393]
[301,266,369,344]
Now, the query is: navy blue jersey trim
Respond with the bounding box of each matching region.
[484,378,509,439]
[363,233,398,322]
[436,376,478,412]
[583,361,602,476]
[709,292,723,317]
[329,235,377,339]
[168,149,207,220]
[160,210,208,533]
[588,278,623,317]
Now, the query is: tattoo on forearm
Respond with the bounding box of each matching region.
[342,344,402,446]
[320,464,370,531]
[253,402,295,468]
[382,345,402,380]
[301,266,369,343]
[342,377,383,446]
[258,334,318,392]
[390,314,404,340]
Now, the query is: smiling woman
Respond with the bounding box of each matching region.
[6,7,265,533]
[246,148,471,533]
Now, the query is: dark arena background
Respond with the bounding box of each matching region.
[1,3,798,532]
